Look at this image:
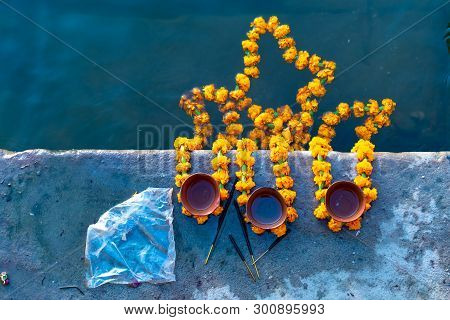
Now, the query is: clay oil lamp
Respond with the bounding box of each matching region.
[246,187,287,230]
[180,173,220,216]
[325,181,366,223]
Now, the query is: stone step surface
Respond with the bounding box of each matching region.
[0,149,448,299]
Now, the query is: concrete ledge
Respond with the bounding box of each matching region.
[0,149,449,299]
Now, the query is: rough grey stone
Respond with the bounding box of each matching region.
[0,149,448,300]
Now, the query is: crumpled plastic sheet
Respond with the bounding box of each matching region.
[85,187,175,288]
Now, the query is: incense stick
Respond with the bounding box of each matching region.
[228,235,256,282]
[253,229,291,264]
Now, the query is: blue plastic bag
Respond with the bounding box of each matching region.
[85,187,175,288]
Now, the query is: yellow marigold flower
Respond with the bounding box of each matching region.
[296,86,311,104]
[281,128,293,143]
[212,138,231,154]
[175,162,191,173]
[236,178,255,192]
[272,117,284,133]
[381,98,396,115]
[300,112,313,127]
[176,150,190,163]
[193,112,210,126]
[322,60,336,70]
[251,17,267,33]
[367,99,380,116]
[273,162,290,176]
[363,187,378,203]
[175,173,189,187]
[251,225,265,235]
[246,29,260,41]
[276,176,294,189]
[243,54,261,66]
[237,193,249,206]
[271,223,287,237]
[356,159,373,176]
[195,215,208,224]
[213,206,223,216]
[351,139,375,161]
[355,125,372,140]
[315,188,328,201]
[328,218,343,232]
[313,172,332,187]
[354,175,372,188]
[202,84,215,101]
[223,111,240,125]
[295,50,310,70]
[308,54,321,74]
[174,136,189,149]
[254,112,274,129]
[318,124,336,139]
[308,78,326,97]
[273,24,290,39]
[312,160,331,176]
[212,170,229,185]
[346,217,362,230]
[248,104,262,121]
[237,97,252,111]
[211,155,230,171]
[220,188,228,201]
[214,87,229,104]
[353,101,365,117]
[236,73,250,92]
[288,118,303,133]
[309,136,332,156]
[283,47,297,63]
[286,207,298,223]
[302,99,319,112]
[277,105,293,122]
[322,112,340,126]
[279,188,296,206]
[244,66,260,78]
[177,191,181,203]
[313,202,329,219]
[182,206,192,216]
[237,138,257,152]
[317,68,335,84]
[235,151,255,167]
[278,37,295,49]
[229,89,245,101]
[269,134,289,149]
[225,135,238,147]
[270,146,289,163]
[267,16,279,33]
[242,40,259,53]
[219,101,235,113]
[249,128,264,141]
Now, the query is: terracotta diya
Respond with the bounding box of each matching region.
[180,173,220,216]
[246,187,287,229]
[325,181,366,223]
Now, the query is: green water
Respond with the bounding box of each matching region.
[0,0,448,151]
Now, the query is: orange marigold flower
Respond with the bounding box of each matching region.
[363,187,378,203]
[286,207,298,223]
[311,160,331,176]
[308,54,321,74]
[295,51,310,70]
[212,170,230,185]
[283,47,297,63]
[195,215,208,224]
[251,225,265,235]
[212,138,231,154]
[328,218,343,232]
[308,78,326,97]
[318,124,336,139]
[279,188,296,206]
[273,162,291,176]
[243,54,261,66]
[317,68,335,83]
[354,175,372,188]
[278,37,295,49]
[277,105,293,122]
[309,136,332,158]
[177,191,181,203]
[219,188,229,201]
[367,99,380,116]
[374,113,391,128]
[211,154,230,171]
[236,73,250,92]
[182,206,192,216]
[244,66,260,78]
[337,103,351,119]
[302,98,319,112]
[364,118,379,134]
[213,206,223,216]
[273,24,290,39]
[229,89,245,101]
[313,172,333,187]
[300,112,314,127]
[226,123,243,136]
[248,104,262,121]
[322,60,336,70]
[271,223,287,237]
[214,87,229,104]
[237,97,252,111]
[276,176,294,189]
[381,98,396,115]
[202,84,215,101]
[223,111,240,125]
[193,112,210,125]
[355,125,372,140]
[237,138,257,152]
[353,101,365,117]
[254,112,274,129]
[346,217,362,230]
[296,86,311,105]
[242,40,259,53]
[322,112,340,126]
[356,159,373,175]
[246,29,260,41]
[267,16,279,33]
[351,139,375,161]
[313,202,329,219]
[315,188,328,201]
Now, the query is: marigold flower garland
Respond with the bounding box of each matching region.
[309,98,397,232]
